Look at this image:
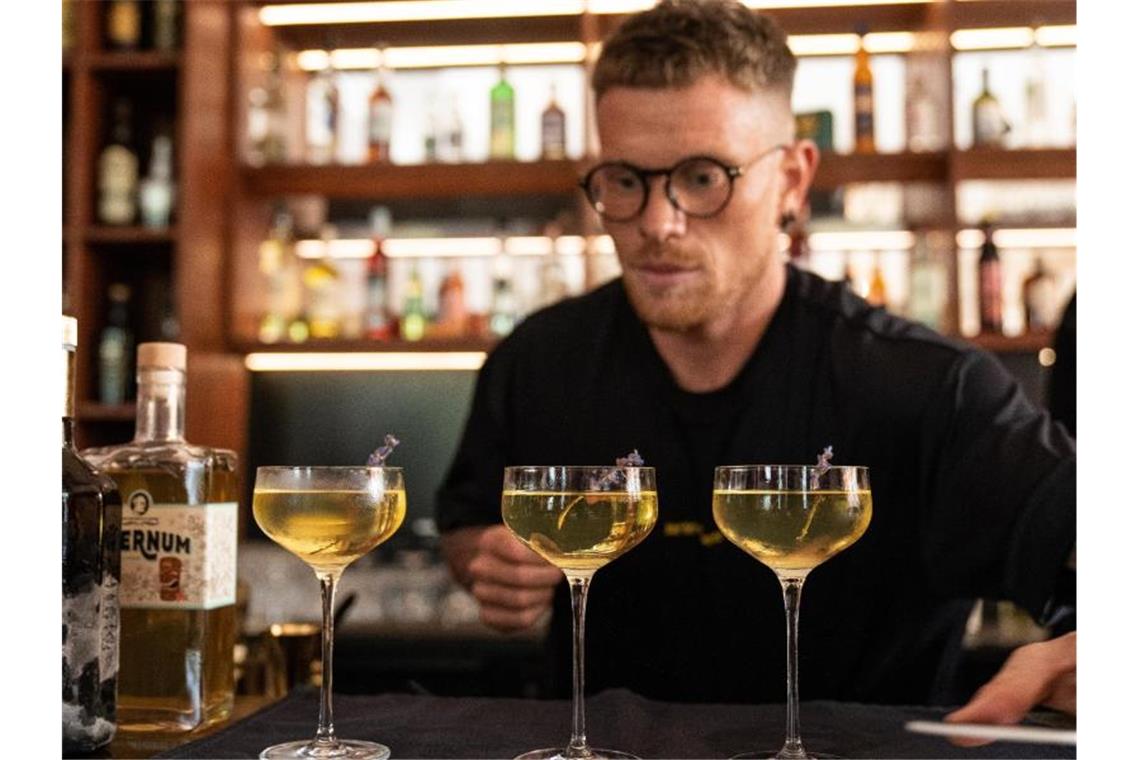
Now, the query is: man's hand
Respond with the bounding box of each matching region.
[440,525,564,632]
[944,632,1076,746]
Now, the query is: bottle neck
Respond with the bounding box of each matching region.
[62,345,76,448]
[134,368,186,442]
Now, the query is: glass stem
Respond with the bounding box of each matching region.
[566,574,592,759]
[315,571,339,747]
[777,576,808,760]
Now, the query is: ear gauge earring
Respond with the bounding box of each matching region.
[779,211,796,231]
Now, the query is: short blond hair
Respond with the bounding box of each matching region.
[592,0,797,101]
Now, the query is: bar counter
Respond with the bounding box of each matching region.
[110,688,1078,759]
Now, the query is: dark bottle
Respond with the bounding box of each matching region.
[62,316,123,753]
[978,221,1003,333]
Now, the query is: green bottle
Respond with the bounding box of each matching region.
[490,64,515,160]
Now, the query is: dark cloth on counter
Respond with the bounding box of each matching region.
[157,687,1076,759]
[436,264,1076,706]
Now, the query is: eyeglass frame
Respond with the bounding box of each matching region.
[578,143,791,223]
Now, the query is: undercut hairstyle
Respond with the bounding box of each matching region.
[592,0,797,101]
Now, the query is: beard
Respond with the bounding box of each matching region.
[617,242,719,332]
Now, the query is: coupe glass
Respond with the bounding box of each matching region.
[502,465,658,760]
[252,466,406,760]
[712,464,872,760]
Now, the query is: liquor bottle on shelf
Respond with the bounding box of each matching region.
[538,220,569,309]
[139,128,175,229]
[972,67,1009,149]
[436,265,468,337]
[853,27,875,155]
[1022,256,1055,333]
[423,110,439,163]
[63,0,76,52]
[400,265,427,341]
[489,64,516,160]
[258,205,297,344]
[866,257,887,307]
[307,61,340,165]
[62,316,122,754]
[977,220,1003,333]
[247,48,288,167]
[365,207,393,340]
[152,0,180,52]
[906,234,948,332]
[438,95,465,163]
[489,255,518,337]
[905,73,941,152]
[82,343,239,733]
[106,0,141,51]
[302,224,343,339]
[367,48,395,164]
[98,283,134,405]
[541,84,567,160]
[99,98,139,226]
[1023,33,1049,148]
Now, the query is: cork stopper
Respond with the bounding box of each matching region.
[62,315,78,350]
[137,342,187,371]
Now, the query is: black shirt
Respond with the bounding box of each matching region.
[436,264,1076,705]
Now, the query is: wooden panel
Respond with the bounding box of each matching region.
[949,0,1076,30]
[89,51,182,71]
[86,226,177,244]
[950,149,1076,181]
[270,15,581,50]
[240,159,583,199]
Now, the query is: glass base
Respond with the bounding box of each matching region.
[730,751,838,760]
[260,738,391,760]
[515,748,640,760]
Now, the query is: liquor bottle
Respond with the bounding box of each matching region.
[365,206,393,340]
[307,62,339,164]
[99,283,134,405]
[853,28,875,155]
[400,265,427,341]
[62,316,123,754]
[152,0,180,52]
[438,95,465,163]
[82,343,239,732]
[436,266,468,337]
[106,0,141,51]
[905,73,940,152]
[63,0,76,52]
[489,256,518,337]
[489,64,515,160]
[540,84,567,160]
[366,52,395,163]
[906,235,948,332]
[258,206,295,344]
[302,225,343,339]
[977,221,1003,333]
[99,98,139,226]
[1022,257,1055,333]
[248,48,288,167]
[423,110,439,163]
[972,67,1009,149]
[866,258,887,307]
[1024,34,1049,148]
[139,129,175,229]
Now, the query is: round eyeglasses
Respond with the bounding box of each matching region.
[579,144,789,223]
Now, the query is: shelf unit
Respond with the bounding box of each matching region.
[63,0,248,461]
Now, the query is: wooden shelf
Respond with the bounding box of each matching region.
[235,337,498,354]
[77,402,136,423]
[813,151,948,189]
[240,160,582,200]
[85,226,177,245]
[964,331,1053,354]
[951,149,1076,182]
[89,51,182,72]
[271,14,581,51]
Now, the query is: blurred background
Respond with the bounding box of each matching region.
[61,0,1076,701]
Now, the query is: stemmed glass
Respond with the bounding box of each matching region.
[253,466,406,760]
[712,464,872,760]
[502,465,658,760]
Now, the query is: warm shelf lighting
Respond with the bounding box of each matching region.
[296,42,587,71]
[951,27,1036,51]
[788,32,915,57]
[956,228,1077,249]
[808,230,917,252]
[292,236,597,260]
[1036,25,1077,48]
[245,352,488,372]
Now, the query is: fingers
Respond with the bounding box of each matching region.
[479,525,558,566]
[945,633,1077,747]
[471,580,556,611]
[478,603,551,632]
[468,549,564,589]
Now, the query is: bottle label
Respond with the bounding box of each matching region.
[369,100,394,145]
[854,84,874,138]
[119,495,237,609]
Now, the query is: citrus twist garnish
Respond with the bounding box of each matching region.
[556,450,644,530]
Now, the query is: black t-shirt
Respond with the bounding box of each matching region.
[436,264,1076,705]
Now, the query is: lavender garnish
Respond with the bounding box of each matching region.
[367,434,400,466]
[799,446,835,541]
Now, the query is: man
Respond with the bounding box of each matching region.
[436,0,1075,726]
